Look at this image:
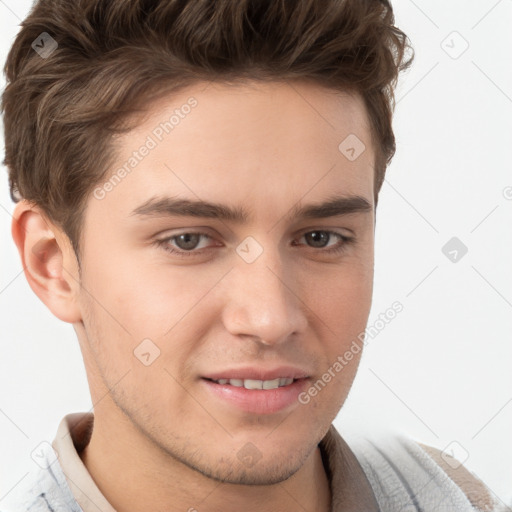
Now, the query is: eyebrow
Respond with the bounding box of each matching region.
[130,194,373,223]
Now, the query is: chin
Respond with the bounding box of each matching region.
[198,456,305,486]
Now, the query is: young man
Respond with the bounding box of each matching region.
[1,0,501,511]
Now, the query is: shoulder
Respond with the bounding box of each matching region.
[345,429,501,512]
[417,442,496,512]
[1,441,82,512]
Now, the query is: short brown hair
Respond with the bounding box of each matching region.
[2,0,413,263]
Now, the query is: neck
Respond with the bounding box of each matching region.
[79,406,332,512]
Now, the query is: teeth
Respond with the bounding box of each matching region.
[213,377,295,389]
[262,378,281,390]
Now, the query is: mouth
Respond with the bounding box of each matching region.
[203,377,298,390]
[200,375,310,414]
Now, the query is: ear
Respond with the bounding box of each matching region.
[11,200,82,323]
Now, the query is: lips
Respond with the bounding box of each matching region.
[202,365,310,382]
[200,366,312,414]
[207,377,295,390]
[201,376,310,414]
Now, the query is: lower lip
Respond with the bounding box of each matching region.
[201,378,309,415]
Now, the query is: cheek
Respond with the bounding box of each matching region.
[79,253,231,396]
[298,255,374,394]
[303,257,374,330]
[83,248,223,341]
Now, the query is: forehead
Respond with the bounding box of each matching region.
[91,80,374,224]
[131,79,373,160]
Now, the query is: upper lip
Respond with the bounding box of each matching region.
[203,366,311,381]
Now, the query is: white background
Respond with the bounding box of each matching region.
[1,0,511,508]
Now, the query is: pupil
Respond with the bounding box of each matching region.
[306,231,329,248]
[176,233,200,250]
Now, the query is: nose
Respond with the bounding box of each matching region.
[220,248,308,346]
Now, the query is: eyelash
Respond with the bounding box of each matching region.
[152,230,355,258]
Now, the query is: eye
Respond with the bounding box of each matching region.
[153,229,355,259]
[303,231,332,248]
[153,231,217,257]
[294,230,354,254]
[173,233,205,251]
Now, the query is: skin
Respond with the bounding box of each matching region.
[12,80,377,512]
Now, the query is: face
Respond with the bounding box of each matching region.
[76,80,375,484]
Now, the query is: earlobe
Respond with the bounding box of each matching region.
[11,200,82,324]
